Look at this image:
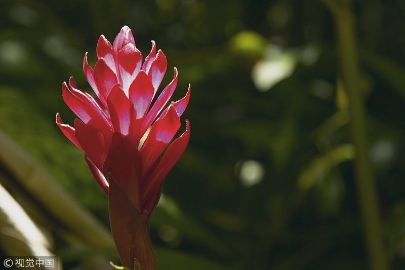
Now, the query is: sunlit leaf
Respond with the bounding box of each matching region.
[229,31,267,58]
[297,144,355,190]
[251,46,298,91]
[0,183,53,257]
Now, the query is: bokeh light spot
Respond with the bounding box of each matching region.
[252,45,298,92]
[9,3,38,27]
[370,139,395,166]
[238,160,265,187]
[158,224,181,247]
[0,40,27,67]
[154,0,178,11]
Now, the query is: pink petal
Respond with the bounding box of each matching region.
[140,105,181,174]
[147,50,167,91]
[64,80,112,138]
[62,82,91,123]
[129,71,154,120]
[94,58,118,105]
[75,119,107,170]
[62,82,112,141]
[96,35,117,75]
[56,113,82,150]
[107,85,132,135]
[172,84,190,117]
[85,156,109,194]
[103,132,142,211]
[142,40,156,72]
[142,68,178,132]
[69,77,94,102]
[83,53,100,97]
[118,44,142,73]
[144,120,190,201]
[113,26,136,53]
[117,43,143,95]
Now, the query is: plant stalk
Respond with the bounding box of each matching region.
[325,1,389,269]
[108,177,156,270]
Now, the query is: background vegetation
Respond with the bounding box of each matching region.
[1,0,405,269]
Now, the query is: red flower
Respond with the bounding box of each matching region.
[56,26,190,269]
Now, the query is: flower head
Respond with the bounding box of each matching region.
[57,25,190,210]
[56,26,190,268]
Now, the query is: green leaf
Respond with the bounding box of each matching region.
[297,144,355,190]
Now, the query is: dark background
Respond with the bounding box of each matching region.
[1,0,405,269]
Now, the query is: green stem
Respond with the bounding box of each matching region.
[324,1,389,269]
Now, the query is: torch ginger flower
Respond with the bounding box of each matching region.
[56,26,190,269]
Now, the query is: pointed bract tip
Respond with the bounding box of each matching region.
[97,35,109,48]
[83,52,89,68]
[69,77,77,89]
[171,84,190,117]
[56,112,61,122]
[149,41,156,55]
[61,81,69,92]
[113,26,135,52]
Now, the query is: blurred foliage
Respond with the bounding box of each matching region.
[1,0,405,269]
